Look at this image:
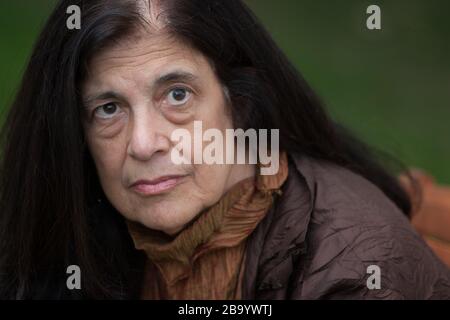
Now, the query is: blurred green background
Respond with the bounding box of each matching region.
[1,0,449,182]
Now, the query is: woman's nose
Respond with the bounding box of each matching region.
[127,108,171,161]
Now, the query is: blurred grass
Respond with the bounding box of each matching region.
[247,0,450,183]
[0,0,56,123]
[1,0,449,182]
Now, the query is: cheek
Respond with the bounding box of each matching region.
[190,162,232,206]
[87,134,127,186]
[183,95,233,203]
[203,98,233,130]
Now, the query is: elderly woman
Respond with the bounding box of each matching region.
[0,0,449,299]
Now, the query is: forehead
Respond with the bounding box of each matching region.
[83,30,212,91]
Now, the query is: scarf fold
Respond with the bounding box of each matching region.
[126,152,289,299]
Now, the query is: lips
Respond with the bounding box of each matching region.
[130,175,186,196]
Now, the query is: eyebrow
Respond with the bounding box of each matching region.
[82,91,126,106]
[82,70,200,106]
[153,71,199,88]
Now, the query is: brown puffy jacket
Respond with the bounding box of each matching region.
[240,153,450,299]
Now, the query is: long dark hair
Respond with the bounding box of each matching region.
[0,0,415,299]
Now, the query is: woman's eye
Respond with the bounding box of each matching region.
[166,87,191,106]
[94,103,121,119]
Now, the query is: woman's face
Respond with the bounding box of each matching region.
[82,31,254,235]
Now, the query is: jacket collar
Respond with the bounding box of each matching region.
[242,152,317,298]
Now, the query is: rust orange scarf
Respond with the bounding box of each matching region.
[126,152,289,299]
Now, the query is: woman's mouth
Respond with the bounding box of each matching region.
[130,175,186,196]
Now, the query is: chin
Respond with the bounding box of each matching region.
[135,204,198,235]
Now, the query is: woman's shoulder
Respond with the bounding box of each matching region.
[287,153,450,299]
[289,151,413,229]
